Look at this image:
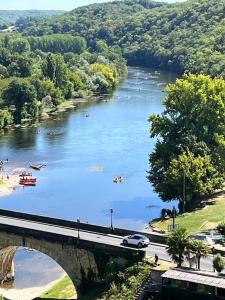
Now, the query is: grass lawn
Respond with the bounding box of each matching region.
[152,196,225,234]
[40,276,76,299]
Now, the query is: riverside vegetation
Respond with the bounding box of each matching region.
[0,35,126,128]
[40,261,151,300]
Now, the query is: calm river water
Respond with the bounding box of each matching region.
[0,67,177,294]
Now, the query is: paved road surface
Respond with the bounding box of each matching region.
[0,215,214,272]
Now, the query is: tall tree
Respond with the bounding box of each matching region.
[9,38,31,54]
[3,78,38,123]
[167,228,191,267]
[149,74,225,210]
[190,240,209,270]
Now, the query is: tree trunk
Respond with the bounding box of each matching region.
[178,253,182,267]
[198,257,201,270]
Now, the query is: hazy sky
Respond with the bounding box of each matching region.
[0,0,185,11]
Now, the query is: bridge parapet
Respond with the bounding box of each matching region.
[0,209,167,244]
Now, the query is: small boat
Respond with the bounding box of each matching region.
[19,178,36,186]
[113,176,124,183]
[19,172,32,177]
[20,178,36,182]
[20,181,36,186]
[29,164,45,171]
[47,131,63,136]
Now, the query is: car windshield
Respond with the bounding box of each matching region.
[139,235,147,240]
[133,235,141,239]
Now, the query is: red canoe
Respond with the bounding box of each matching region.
[20,182,36,186]
[20,178,36,182]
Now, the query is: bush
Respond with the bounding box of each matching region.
[217,222,225,236]
[213,254,225,273]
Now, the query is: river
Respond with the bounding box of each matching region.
[0,66,177,297]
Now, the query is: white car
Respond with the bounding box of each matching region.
[122,234,150,248]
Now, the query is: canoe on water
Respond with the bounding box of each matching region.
[20,181,36,186]
[29,164,46,171]
[19,172,32,177]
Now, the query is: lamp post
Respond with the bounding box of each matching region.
[110,209,114,232]
[178,144,186,213]
[212,246,215,272]
[172,206,176,231]
[77,218,80,240]
[183,170,186,213]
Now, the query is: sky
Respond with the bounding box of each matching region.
[0,0,185,11]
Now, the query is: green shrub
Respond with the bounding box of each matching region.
[213,254,225,273]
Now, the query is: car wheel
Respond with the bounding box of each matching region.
[123,240,128,246]
[138,242,143,248]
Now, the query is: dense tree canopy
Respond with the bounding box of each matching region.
[3,78,39,123]
[0,33,126,127]
[16,0,225,77]
[148,74,225,210]
[28,35,87,54]
[0,10,64,29]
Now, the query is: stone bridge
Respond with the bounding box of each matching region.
[0,209,147,299]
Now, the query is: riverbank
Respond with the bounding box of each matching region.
[39,275,76,299]
[0,274,66,300]
[39,261,152,300]
[152,194,225,234]
[0,172,20,197]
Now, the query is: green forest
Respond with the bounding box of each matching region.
[1,0,224,129]
[0,10,64,29]
[17,0,225,76]
[0,34,126,128]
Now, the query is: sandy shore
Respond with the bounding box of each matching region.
[0,274,66,300]
[0,171,21,197]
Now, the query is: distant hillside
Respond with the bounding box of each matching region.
[17,0,165,35]
[17,0,225,77]
[0,10,64,29]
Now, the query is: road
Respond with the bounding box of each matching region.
[0,215,214,272]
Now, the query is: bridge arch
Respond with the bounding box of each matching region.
[0,232,99,299]
[0,214,145,299]
[0,246,77,299]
